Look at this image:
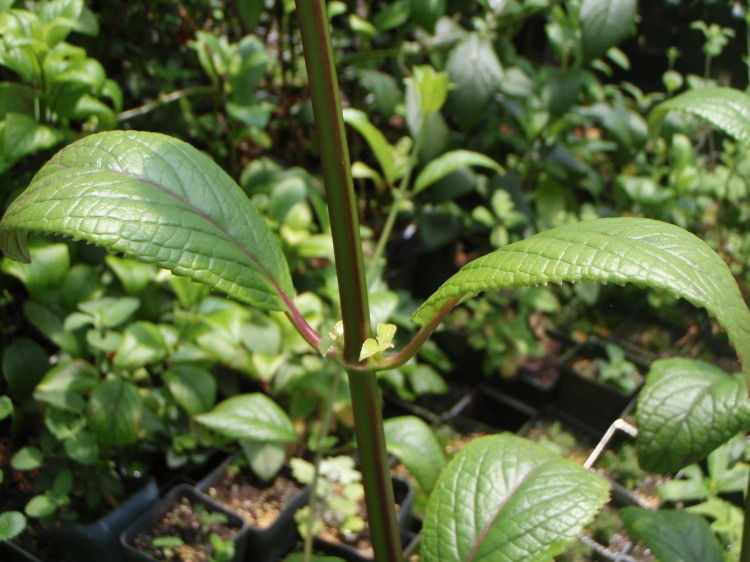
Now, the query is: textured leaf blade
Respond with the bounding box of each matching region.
[413,150,503,194]
[194,393,296,443]
[0,130,293,311]
[420,434,610,562]
[383,415,445,493]
[413,218,750,369]
[620,507,724,562]
[636,358,750,473]
[649,87,750,146]
[580,0,637,62]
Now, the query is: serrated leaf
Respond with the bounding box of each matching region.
[0,130,293,312]
[163,365,217,415]
[342,108,396,184]
[420,434,609,561]
[636,358,750,473]
[0,511,26,542]
[413,218,750,370]
[649,87,750,146]
[88,379,142,445]
[620,507,724,562]
[194,393,296,443]
[383,416,445,492]
[580,0,637,62]
[413,150,502,194]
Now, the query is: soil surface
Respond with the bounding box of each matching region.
[205,468,303,529]
[131,494,241,561]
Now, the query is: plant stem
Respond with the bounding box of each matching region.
[296,3,403,560]
[303,368,342,562]
[348,369,404,562]
[295,0,370,364]
[741,468,750,562]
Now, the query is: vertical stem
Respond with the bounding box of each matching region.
[348,369,404,562]
[741,469,750,562]
[295,2,402,560]
[295,0,370,363]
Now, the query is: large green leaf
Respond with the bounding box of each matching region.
[383,415,445,493]
[620,507,724,562]
[649,87,750,146]
[413,218,750,370]
[636,358,750,473]
[194,393,297,443]
[580,0,637,62]
[421,434,609,562]
[0,131,293,311]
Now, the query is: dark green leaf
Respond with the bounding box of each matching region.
[580,0,637,62]
[88,379,142,445]
[620,507,724,562]
[0,131,293,312]
[409,0,445,33]
[636,358,750,473]
[446,33,502,130]
[2,337,49,399]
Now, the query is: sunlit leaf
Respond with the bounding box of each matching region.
[0,131,293,312]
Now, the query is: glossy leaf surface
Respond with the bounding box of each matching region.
[636,358,750,473]
[194,393,297,443]
[649,87,750,146]
[414,218,750,369]
[420,434,609,561]
[0,131,293,311]
[383,415,445,492]
[621,507,724,562]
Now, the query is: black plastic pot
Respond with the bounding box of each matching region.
[196,454,310,562]
[120,484,249,562]
[45,475,159,562]
[312,476,415,562]
[554,339,646,434]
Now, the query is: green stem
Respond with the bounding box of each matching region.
[295,0,370,365]
[303,368,343,562]
[366,116,425,281]
[741,468,750,562]
[348,369,404,562]
[296,3,402,560]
